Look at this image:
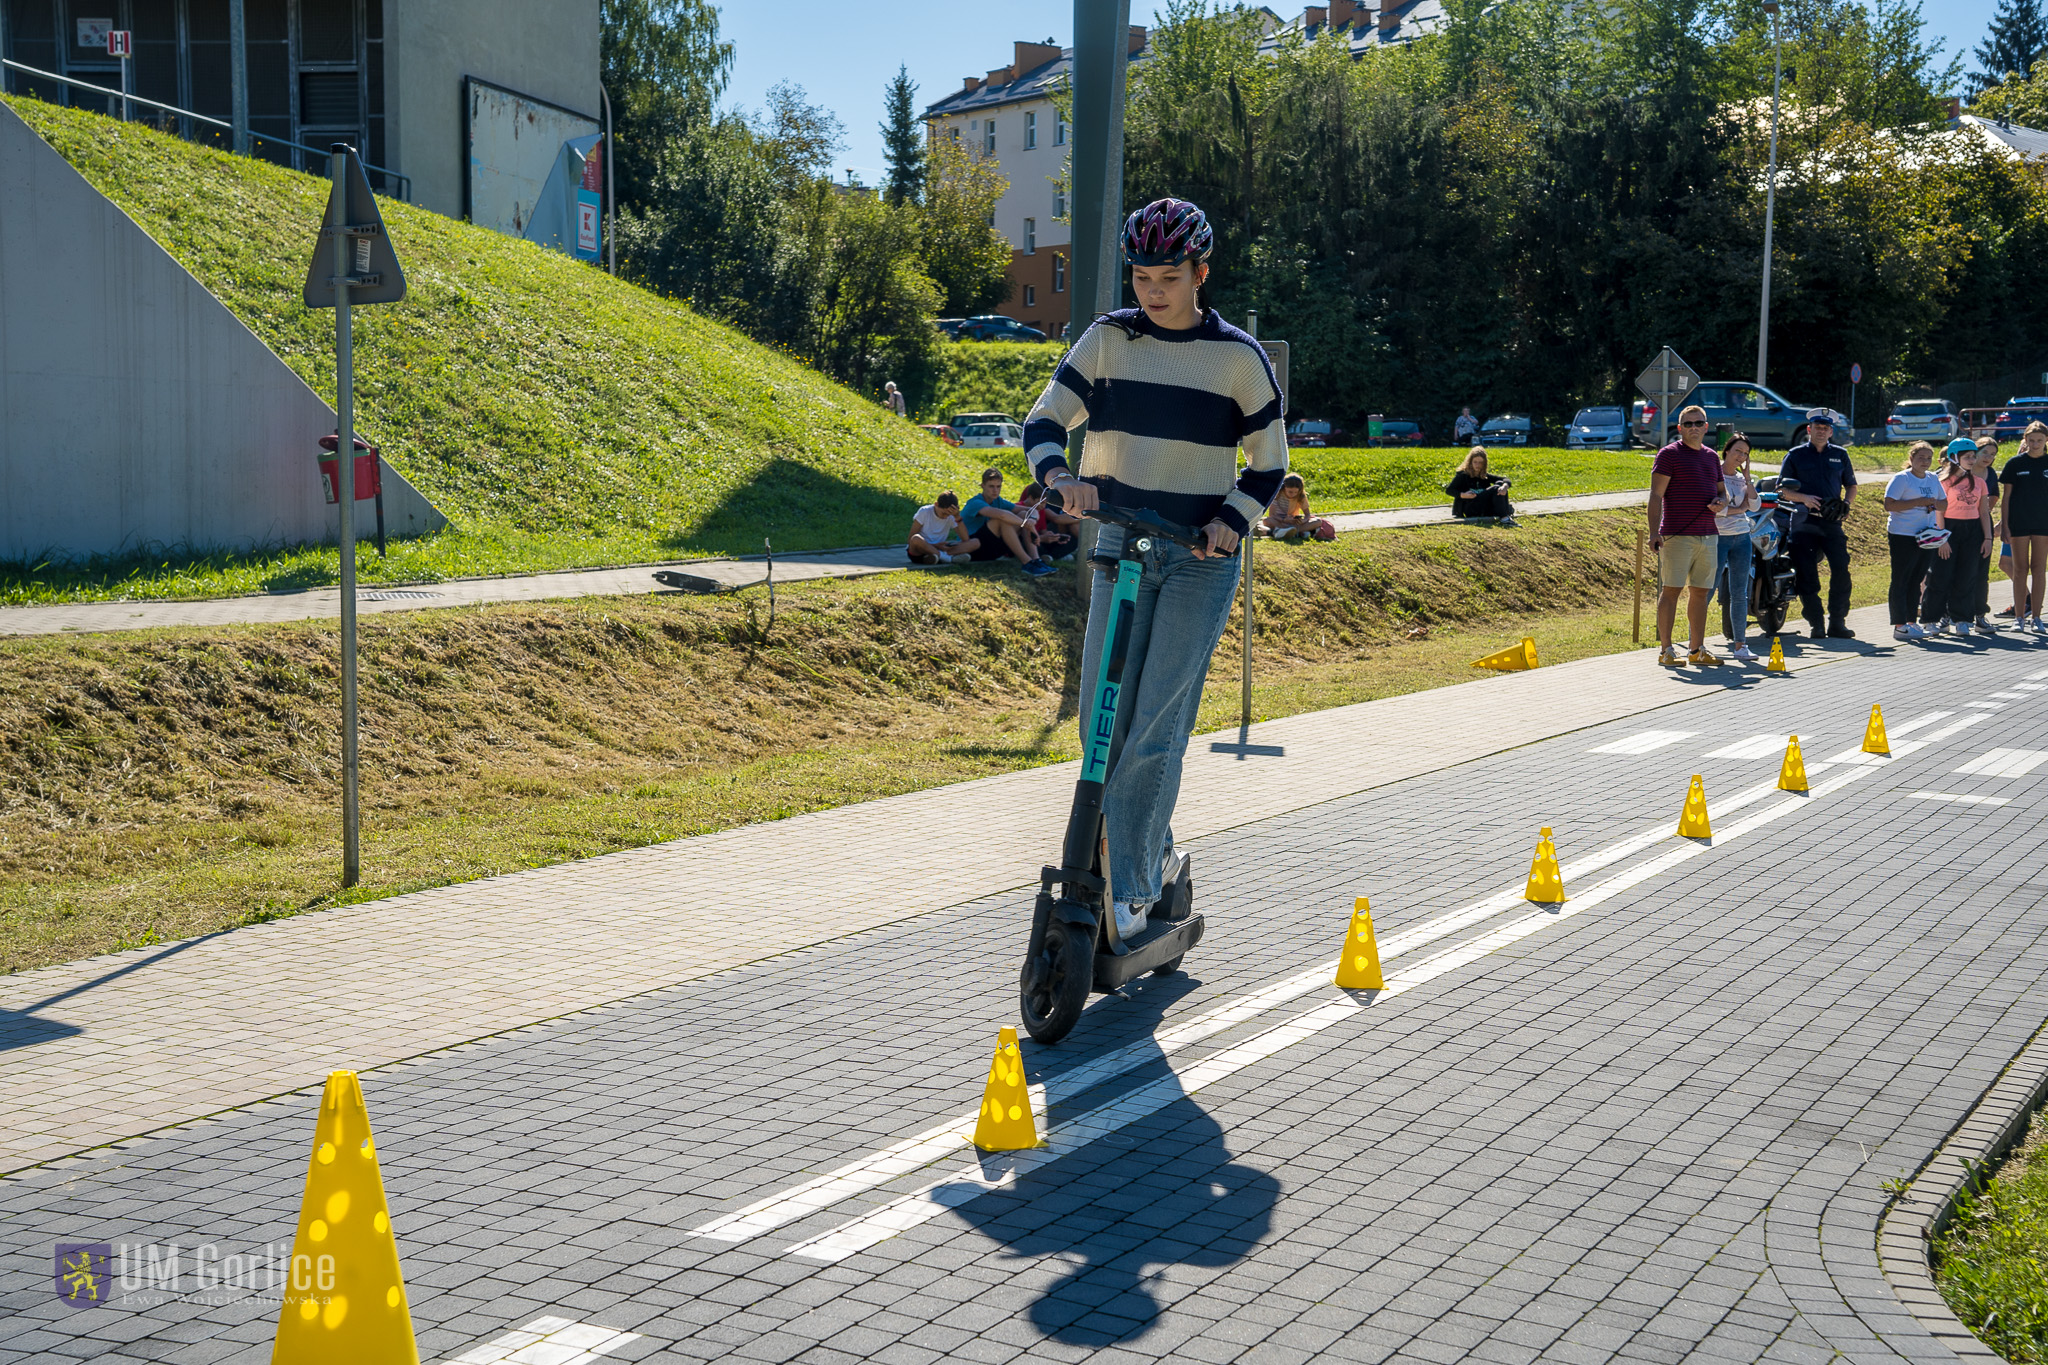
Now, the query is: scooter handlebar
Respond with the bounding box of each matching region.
[1043,481,1208,551]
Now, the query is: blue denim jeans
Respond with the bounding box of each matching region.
[1079,523,1241,908]
[1715,533,1754,643]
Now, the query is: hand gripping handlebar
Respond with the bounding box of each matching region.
[1042,480,1208,552]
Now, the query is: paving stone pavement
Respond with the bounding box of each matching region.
[0,491,1648,639]
[0,606,1865,1175]
[6,603,2048,1363]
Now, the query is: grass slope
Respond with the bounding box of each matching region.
[1935,1114,2048,1361]
[2,96,1001,594]
[0,504,1898,972]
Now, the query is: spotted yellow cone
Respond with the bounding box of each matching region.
[1862,703,1890,755]
[270,1071,417,1365]
[1473,636,1539,672]
[1334,897,1385,989]
[1677,775,1712,839]
[1766,636,1787,672]
[1524,827,1564,903]
[1778,735,1809,792]
[972,1027,1041,1151]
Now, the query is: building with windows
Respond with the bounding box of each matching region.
[922,30,1148,340]
[1256,1,1448,54]
[0,0,597,221]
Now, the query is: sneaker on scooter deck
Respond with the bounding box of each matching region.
[1017,493,1210,1045]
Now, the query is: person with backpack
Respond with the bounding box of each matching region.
[1022,197,1286,937]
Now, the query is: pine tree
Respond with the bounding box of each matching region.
[1976,0,2048,91]
[880,65,926,207]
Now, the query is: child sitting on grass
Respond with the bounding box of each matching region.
[907,491,974,564]
[1261,474,1333,540]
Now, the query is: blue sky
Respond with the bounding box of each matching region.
[713,1,2002,186]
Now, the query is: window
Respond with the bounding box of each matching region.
[1053,186,1067,218]
[1055,108,1067,145]
[1053,254,1066,292]
[1026,111,1037,148]
[984,119,996,154]
[1024,218,1036,253]
[1025,285,1037,306]
[950,126,960,142]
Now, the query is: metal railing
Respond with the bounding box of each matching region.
[1,58,410,200]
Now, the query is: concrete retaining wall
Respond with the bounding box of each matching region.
[0,102,446,563]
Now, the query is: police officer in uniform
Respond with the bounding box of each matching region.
[1780,409,1858,638]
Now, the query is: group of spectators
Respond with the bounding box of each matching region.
[1883,423,2048,638]
[906,468,1076,578]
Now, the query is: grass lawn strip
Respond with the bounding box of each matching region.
[0,505,1899,974]
[1934,1102,2048,1362]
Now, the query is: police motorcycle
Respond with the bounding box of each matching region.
[1731,475,1800,640]
[1018,488,1207,1045]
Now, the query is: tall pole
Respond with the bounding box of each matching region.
[330,148,360,888]
[1241,310,1257,730]
[600,83,616,276]
[229,0,248,154]
[1756,1,1782,386]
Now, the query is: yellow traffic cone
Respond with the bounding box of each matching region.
[972,1026,1041,1151]
[1524,827,1564,903]
[1473,637,1538,672]
[1778,735,1809,792]
[1766,637,1787,673]
[1862,704,1890,756]
[271,1071,418,1365]
[1334,897,1386,989]
[1676,775,1712,838]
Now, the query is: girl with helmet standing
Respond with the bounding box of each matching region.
[1024,198,1288,938]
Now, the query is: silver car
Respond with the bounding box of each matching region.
[1885,399,1961,444]
[1567,406,1629,450]
[958,422,1025,450]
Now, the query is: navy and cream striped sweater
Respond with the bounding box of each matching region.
[1024,308,1288,537]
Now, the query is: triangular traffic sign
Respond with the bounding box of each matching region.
[304,145,406,308]
[1634,346,1698,404]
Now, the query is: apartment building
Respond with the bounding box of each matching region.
[1258,1,1448,53]
[0,0,598,222]
[922,29,1148,340]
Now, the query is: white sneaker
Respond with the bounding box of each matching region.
[1112,900,1148,938]
[1936,618,1954,636]
[2033,616,2047,634]
[1729,644,1757,661]
[1893,625,1914,641]
[1906,623,1929,639]
[1957,621,1974,637]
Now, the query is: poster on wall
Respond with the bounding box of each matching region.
[463,76,600,239]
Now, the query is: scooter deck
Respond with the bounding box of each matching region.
[1093,913,1205,992]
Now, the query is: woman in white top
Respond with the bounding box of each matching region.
[1881,441,1950,640]
[1713,434,1763,660]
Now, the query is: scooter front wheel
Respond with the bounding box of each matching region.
[1020,918,1093,1044]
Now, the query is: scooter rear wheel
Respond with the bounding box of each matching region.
[1020,919,1092,1044]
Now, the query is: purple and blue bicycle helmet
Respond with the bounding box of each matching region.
[1121,198,1213,267]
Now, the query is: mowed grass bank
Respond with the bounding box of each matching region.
[0,505,1900,974]
[1,96,1006,602]
[1935,1113,2048,1362]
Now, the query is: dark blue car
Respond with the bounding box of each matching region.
[1994,397,2048,440]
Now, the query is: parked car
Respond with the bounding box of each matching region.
[957,421,1026,449]
[1566,406,1630,450]
[1288,419,1334,448]
[949,411,1015,432]
[1884,399,1960,444]
[932,317,970,340]
[1631,399,1660,447]
[918,423,963,447]
[1479,413,1545,447]
[1682,382,1836,449]
[1993,397,2048,440]
[1368,419,1426,447]
[957,315,1048,343]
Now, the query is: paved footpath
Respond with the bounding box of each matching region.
[0,491,1646,639]
[9,600,2048,1365]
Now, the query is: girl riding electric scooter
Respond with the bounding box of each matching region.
[1016,198,1289,1044]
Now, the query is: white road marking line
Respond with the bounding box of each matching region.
[1990,692,2028,700]
[439,1316,641,1365]
[1966,701,2010,710]
[2027,670,2048,681]
[2013,683,2047,692]
[1589,729,1698,755]
[1890,711,1957,737]
[1704,734,1789,760]
[1909,792,2013,806]
[782,767,1878,1264]
[1955,748,2048,779]
[688,773,1803,1246]
[1826,712,1987,766]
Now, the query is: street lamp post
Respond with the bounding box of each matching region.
[1756,0,1782,387]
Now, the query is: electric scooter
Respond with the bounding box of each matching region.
[1019,493,1208,1045]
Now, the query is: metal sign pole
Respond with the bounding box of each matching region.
[1241,310,1258,730]
[1069,0,1131,610]
[1658,356,1672,451]
[330,148,360,888]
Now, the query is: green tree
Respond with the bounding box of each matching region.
[1975,0,2048,91]
[918,135,1013,316]
[880,65,927,206]
[817,195,944,396]
[1972,58,2048,123]
[601,0,734,209]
